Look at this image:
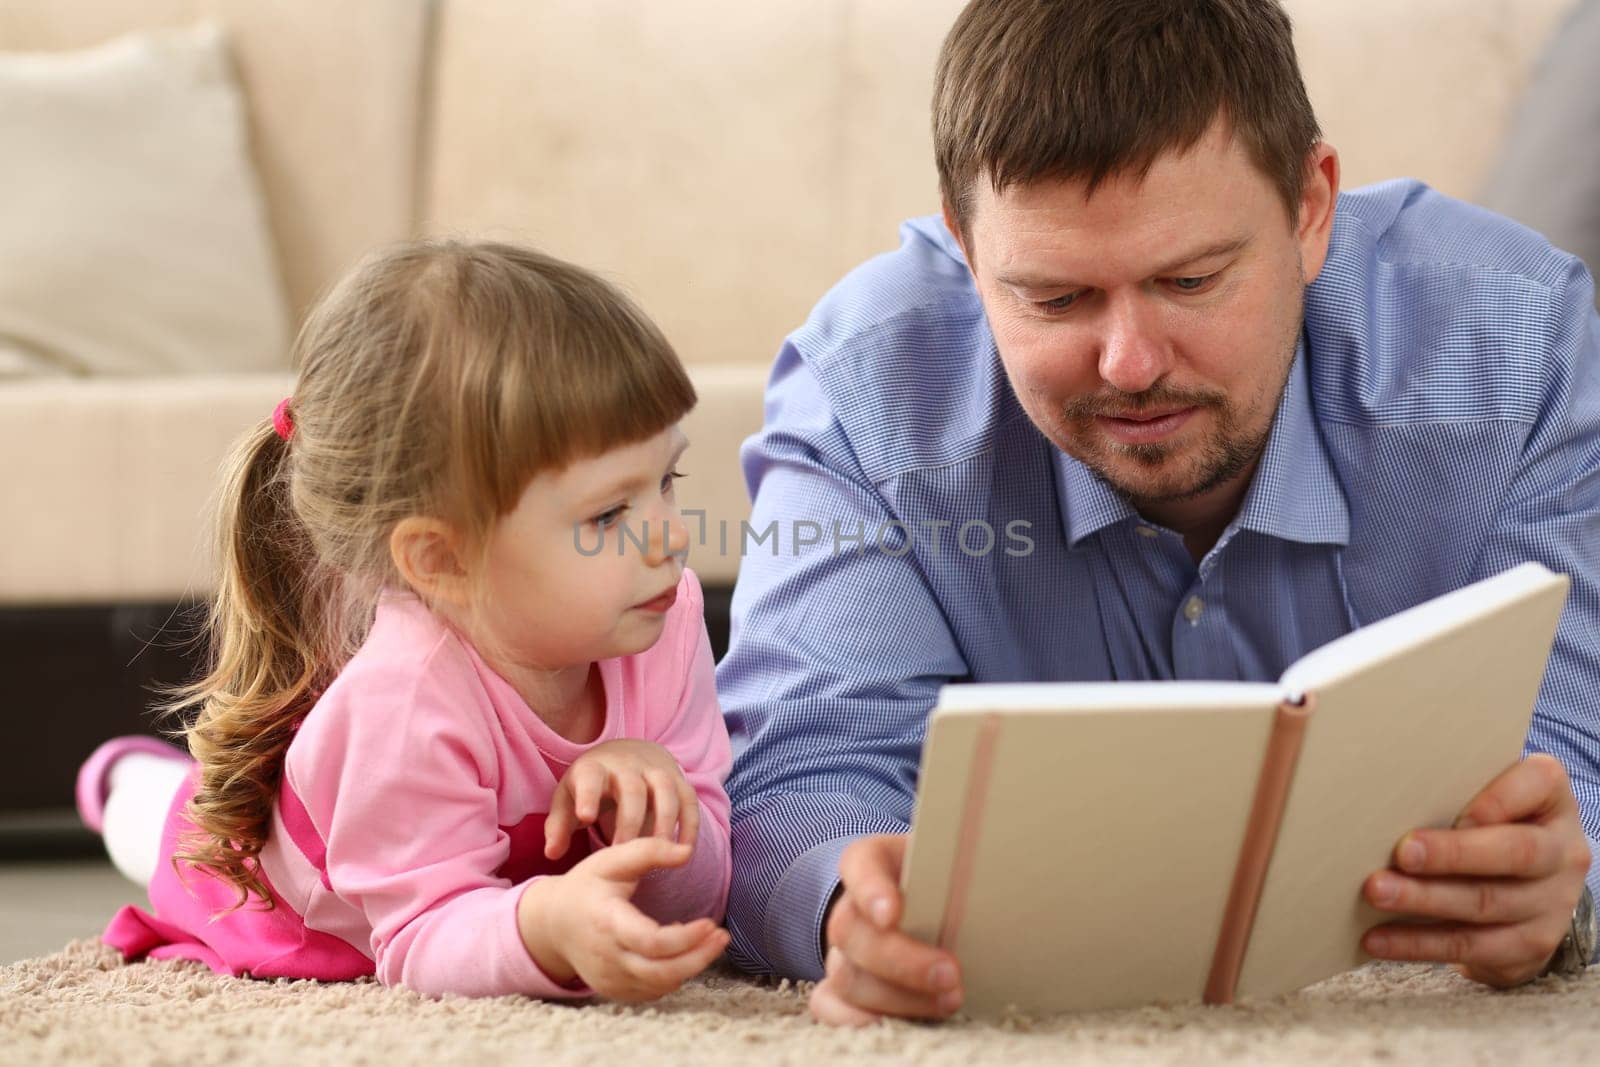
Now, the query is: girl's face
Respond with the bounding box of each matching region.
[470,425,692,679]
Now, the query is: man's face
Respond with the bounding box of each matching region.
[954,120,1335,518]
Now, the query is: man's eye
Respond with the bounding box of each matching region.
[1036,291,1082,313]
[592,506,626,530]
[662,468,685,493]
[1171,274,1212,292]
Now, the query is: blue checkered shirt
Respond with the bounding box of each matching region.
[714,180,1600,979]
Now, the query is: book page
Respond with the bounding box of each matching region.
[1239,564,1569,998]
[1278,562,1562,697]
[934,682,1284,712]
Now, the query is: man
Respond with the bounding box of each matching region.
[717,0,1600,1026]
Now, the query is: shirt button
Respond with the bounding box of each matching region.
[1135,526,1159,539]
[1183,595,1205,623]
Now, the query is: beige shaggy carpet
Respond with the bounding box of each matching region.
[2,940,1596,1065]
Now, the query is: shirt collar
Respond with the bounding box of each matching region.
[1233,342,1350,547]
[1053,340,1350,549]
[1054,445,1138,548]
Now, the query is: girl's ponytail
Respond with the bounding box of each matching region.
[169,415,335,909]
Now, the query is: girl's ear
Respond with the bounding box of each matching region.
[389,516,472,607]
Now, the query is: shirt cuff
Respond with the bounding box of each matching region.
[763,835,856,980]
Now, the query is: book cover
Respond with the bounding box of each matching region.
[899,562,1570,1016]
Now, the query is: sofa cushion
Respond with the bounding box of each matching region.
[422,0,970,371]
[0,375,291,603]
[1477,0,1600,295]
[1285,0,1579,200]
[0,364,765,604]
[0,24,288,376]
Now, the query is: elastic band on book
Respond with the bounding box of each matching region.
[1204,697,1313,1004]
[938,712,1002,952]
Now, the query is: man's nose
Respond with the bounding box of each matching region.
[1096,294,1172,395]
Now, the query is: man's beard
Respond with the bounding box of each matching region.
[1090,405,1267,506]
[1056,346,1297,508]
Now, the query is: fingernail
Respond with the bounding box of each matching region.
[871,898,893,927]
[930,962,957,991]
[1371,873,1400,906]
[1398,837,1425,870]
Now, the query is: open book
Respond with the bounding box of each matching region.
[899,562,1570,1016]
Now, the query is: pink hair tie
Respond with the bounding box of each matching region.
[272,397,295,442]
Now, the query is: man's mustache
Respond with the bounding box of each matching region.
[1061,385,1227,419]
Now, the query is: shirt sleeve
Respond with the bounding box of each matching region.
[625,569,735,927]
[1471,256,1600,958]
[716,340,970,979]
[290,646,591,999]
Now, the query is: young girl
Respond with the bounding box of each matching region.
[73,240,732,1002]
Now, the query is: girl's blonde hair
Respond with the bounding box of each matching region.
[169,240,696,907]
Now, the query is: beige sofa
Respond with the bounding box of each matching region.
[0,0,1585,604]
[0,0,1585,816]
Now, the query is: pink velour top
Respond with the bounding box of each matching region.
[104,569,732,999]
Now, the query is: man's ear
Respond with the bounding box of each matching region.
[389,516,471,607]
[941,198,972,266]
[1296,142,1341,284]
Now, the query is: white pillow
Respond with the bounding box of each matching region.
[0,24,289,376]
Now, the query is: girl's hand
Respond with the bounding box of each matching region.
[517,836,730,1001]
[544,739,701,859]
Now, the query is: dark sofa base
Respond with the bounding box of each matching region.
[3,585,733,856]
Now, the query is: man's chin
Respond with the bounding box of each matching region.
[1083,432,1266,508]
[1094,464,1213,506]
[1078,435,1246,502]
[1063,437,1193,500]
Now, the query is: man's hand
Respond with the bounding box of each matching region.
[545,739,701,859]
[808,834,964,1026]
[1361,754,1592,986]
[518,837,729,1001]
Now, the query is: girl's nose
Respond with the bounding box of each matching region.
[666,514,691,558]
[644,510,690,564]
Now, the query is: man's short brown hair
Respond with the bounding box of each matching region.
[934,0,1321,233]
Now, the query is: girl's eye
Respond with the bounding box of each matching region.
[1171,274,1212,292]
[661,468,685,494]
[592,506,627,530]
